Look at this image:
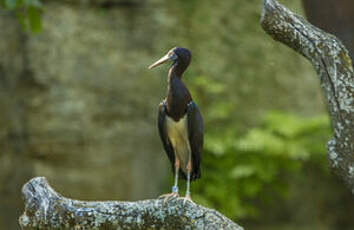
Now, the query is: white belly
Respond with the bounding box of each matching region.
[166,115,191,173]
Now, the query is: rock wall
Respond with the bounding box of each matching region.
[0,2,169,228]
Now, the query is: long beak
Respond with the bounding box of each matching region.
[148,54,170,69]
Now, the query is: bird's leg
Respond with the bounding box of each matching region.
[185,171,191,199]
[178,158,193,205]
[172,160,179,193]
[159,158,180,202]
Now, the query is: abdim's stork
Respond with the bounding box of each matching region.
[149,47,203,203]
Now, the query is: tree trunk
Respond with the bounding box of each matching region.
[260,0,354,192]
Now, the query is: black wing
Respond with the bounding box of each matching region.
[157,101,176,173]
[187,101,204,181]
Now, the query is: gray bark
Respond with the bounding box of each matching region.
[260,0,354,192]
[18,177,243,230]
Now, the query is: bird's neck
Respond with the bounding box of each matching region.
[166,62,191,121]
[168,60,188,79]
[167,61,188,92]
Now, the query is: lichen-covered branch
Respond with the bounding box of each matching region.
[19,177,243,230]
[260,0,354,192]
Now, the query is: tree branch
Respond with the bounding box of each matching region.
[260,0,354,192]
[19,177,243,230]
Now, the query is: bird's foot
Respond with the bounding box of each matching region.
[158,192,179,204]
[177,194,193,206]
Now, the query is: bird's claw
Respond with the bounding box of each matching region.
[178,195,193,206]
[158,192,179,204]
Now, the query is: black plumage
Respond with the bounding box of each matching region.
[185,101,203,180]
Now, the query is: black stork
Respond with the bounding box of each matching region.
[148,47,203,203]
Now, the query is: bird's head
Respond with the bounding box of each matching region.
[148,47,191,70]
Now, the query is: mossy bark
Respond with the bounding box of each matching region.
[19,177,243,230]
[260,0,354,192]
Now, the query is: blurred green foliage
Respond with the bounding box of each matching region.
[0,0,42,33]
[190,91,331,219]
[186,73,331,219]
